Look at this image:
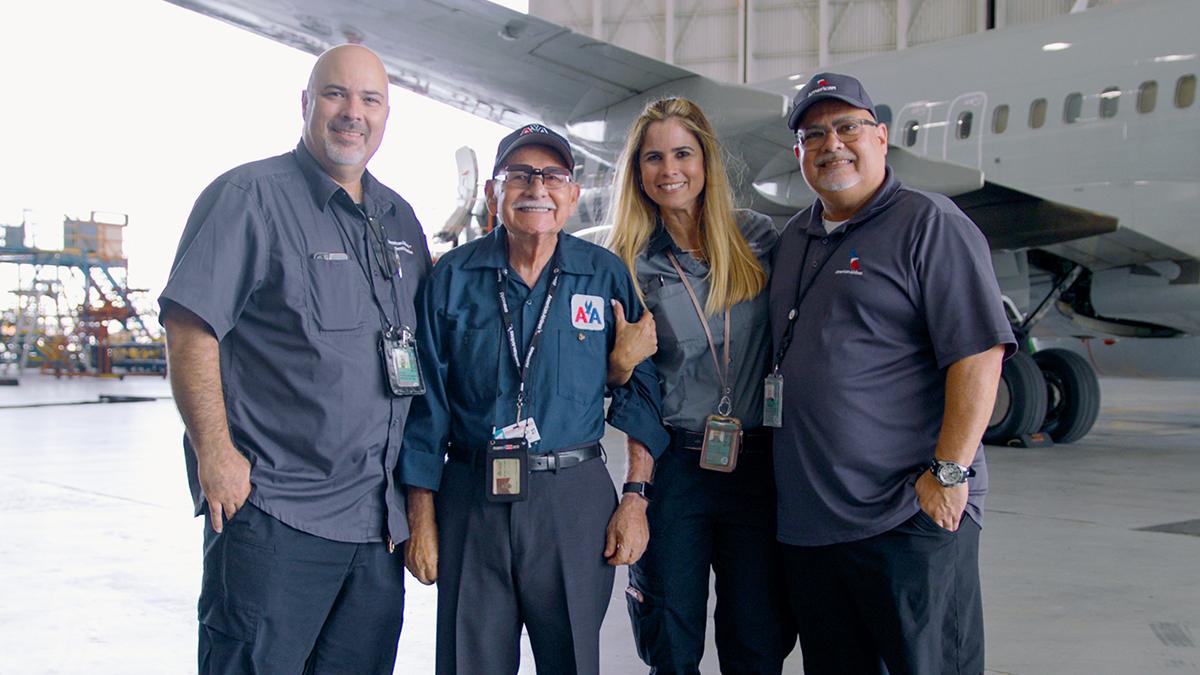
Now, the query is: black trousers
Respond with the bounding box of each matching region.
[626,431,794,674]
[781,511,984,675]
[197,502,406,675]
[434,454,617,675]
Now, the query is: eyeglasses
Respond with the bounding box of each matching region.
[493,164,574,190]
[796,118,880,151]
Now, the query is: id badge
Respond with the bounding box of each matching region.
[763,373,784,428]
[486,437,529,502]
[381,328,425,397]
[699,415,742,473]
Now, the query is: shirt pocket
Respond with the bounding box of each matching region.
[449,327,499,407]
[556,329,605,404]
[648,281,707,346]
[305,256,369,332]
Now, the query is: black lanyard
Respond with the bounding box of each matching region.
[771,227,858,372]
[496,249,562,424]
[331,197,400,334]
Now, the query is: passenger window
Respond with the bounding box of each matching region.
[1099,87,1120,118]
[875,104,893,127]
[1029,98,1047,128]
[1176,74,1196,108]
[992,104,1009,133]
[956,111,974,139]
[903,120,919,147]
[1063,93,1083,123]
[1137,80,1157,113]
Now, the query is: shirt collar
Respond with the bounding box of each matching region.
[291,140,397,217]
[645,222,676,257]
[800,166,900,236]
[461,225,595,275]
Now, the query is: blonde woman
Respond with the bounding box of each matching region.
[607,97,794,674]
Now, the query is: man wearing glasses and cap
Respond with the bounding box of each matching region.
[401,123,668,674]
[767,72,1015,673]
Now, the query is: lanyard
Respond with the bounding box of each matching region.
[496,250,562,424]
[771,228,858,372]
[331,198,399,334]
[666,250,733,416]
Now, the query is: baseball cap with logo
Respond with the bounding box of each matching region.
[786,72,876,131]
[492,123,575,175]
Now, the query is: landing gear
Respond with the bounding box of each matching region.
[984,348,1101,446]
[984,351,1047,445]
[1033,348,1101,444]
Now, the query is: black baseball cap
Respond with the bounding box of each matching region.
[493,123,575,175]
[786,72,876,131]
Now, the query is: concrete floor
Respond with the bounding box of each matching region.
[0,374,1197,674]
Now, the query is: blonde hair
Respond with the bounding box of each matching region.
[606,97,765,314]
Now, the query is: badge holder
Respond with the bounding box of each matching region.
[381,327,425,397]
[763,372,784,428]
[700,396,742,473]
[486,437,529,502]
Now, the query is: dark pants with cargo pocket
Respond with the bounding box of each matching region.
[781,510,984,675]
[434,451,618,675]
[626,429,795,674]
[197,502,406,675]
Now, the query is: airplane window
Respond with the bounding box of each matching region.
[956,111,974,139]
[876,104,893,127]
[1176,75,1196,108]
[903,120,919,147]
[992,104,1009,134]
[1063,92,1083,124]
[1099,87,1120,118]
[1029,98,1047,128]
[1137,80,1157,113]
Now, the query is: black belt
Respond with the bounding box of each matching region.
[668,426,773,452]
[449,441,603,472]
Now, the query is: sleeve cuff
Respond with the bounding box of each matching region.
[399,448,445,491]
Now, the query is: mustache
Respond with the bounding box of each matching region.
[329,121,367,134]
[513,200,556,209]
[815,150,856,167]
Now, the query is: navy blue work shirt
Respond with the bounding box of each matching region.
[400,226,669,491]
[769,168,1016,547]
[159,141,432,544]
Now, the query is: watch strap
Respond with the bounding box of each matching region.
[622,481,654,501]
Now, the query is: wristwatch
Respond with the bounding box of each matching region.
[929,458,976,487]
[622,481,654,502]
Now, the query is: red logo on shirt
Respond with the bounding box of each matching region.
[836,249,864,277]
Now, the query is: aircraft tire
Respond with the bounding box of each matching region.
[1034,348,1101,444]
[984,350,1047,445]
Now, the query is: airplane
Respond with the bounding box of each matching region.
[165,0,1199,446]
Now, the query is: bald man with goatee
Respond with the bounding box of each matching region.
[160,44,432,673]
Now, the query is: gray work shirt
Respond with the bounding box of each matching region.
[769,168,1015,547]
[637,210,779,431]
[159,141,432,544]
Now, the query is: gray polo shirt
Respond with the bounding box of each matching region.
[159,141,431,544]
[769,168,1015,547]
[636,210,778,432]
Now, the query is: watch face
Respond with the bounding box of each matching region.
[938,463,964,485]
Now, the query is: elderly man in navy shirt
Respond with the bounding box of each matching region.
[401,124,668,675]
[769,73,1015,674]
[161,45,429,673]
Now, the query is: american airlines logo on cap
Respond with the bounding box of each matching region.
[809,79,837,98]
[520,124,550,135]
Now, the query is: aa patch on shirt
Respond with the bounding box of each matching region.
[570,294,606,331]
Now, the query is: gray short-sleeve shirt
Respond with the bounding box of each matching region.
[159,141,432,544]
[636,210,779,431]
[769,169,1015,546]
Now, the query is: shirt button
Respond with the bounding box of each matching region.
[525,300,532,306]
[811,260,819,268]
[821,238,829,245]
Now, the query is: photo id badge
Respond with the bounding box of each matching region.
[699,415,742,473]
[763,373,784,428]
[486,437,529,503]
[381,329,425,397]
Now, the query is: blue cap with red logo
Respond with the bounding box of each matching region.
[493,123,575,175]
[787,72,876,131]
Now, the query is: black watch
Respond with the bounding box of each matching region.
[622,481,654,502]
[929,459,976,487]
